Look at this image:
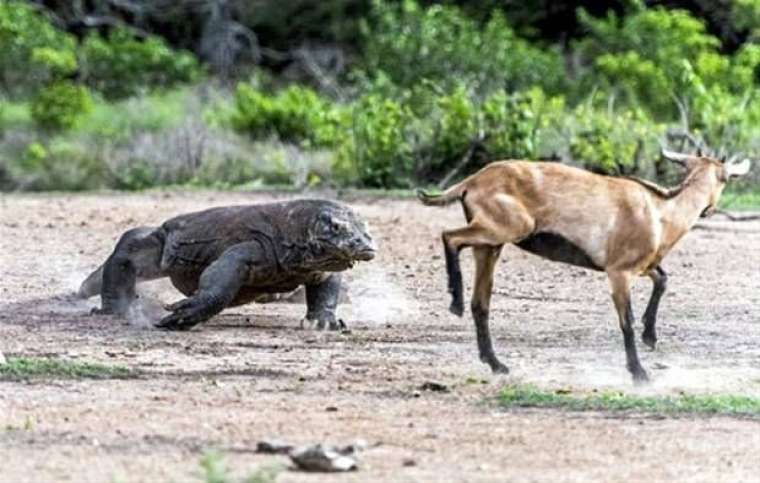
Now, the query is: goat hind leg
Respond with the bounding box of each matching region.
[641,266,667,350]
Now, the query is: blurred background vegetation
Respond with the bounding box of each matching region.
[1,0,760,198]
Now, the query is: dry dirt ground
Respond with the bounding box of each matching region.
[2,191,760,483]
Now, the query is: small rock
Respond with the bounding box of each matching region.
[325,406,339,412]
[419,381,450,393]
[290,444,358,472]
[337,439,368,455]
[402,457,417,467]
[256,439,294,454]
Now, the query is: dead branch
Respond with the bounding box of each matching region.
[437,135,485,189]
[712,209,760,222]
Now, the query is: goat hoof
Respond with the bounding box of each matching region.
[642,333,657,350]
[632,369,650,386]
[449,300,464,317]
[487,360,510,374]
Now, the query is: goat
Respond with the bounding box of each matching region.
[419,150,751,383]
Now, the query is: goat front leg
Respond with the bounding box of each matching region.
[607,270,649,384]
[642,265,667,349]
[442,232,465,316]
[471,245,507,373]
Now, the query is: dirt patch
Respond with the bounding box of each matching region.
[1,191,760,482]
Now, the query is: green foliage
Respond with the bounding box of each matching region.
[0,1,77,97]
[424,84,478,173]
[81,28,200,99]
[359,0,565,95]
[230,83,347,148]
[77,88,190,140]
[30,47,77,76]
[0,357,131,380]
[335,93,414,187]
[199,452,230,483]
[198,451,281,483]
[499,384,760,417]
[733,0,760,35]
[30,81,93,131]
[569,102,663,176]
[482,87,564,160]
[577,7,737,118]
[721,188,760,210]
[417,85,564,179]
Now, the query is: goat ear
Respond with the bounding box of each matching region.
[725,158,751,179]
[661,148,690,167]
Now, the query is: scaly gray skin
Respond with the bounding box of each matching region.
[77,200,376,331]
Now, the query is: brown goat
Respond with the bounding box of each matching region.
[419,151,751,383]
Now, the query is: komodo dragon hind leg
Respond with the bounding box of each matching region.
[88,226,163,316]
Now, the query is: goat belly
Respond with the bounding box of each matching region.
[515,232,603,271]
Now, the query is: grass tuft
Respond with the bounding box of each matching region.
[499,384,760,417]
[199,451,282,483]
[720,188,760,211]
[0,357,131,381]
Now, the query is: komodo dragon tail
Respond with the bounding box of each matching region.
[77,264,104,299]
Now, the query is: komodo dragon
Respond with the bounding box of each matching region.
[77,199,376,331]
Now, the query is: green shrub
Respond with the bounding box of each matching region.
[482,87,564,160]
[81,28,200,99]
[577,7,759,119]
[230,83,347,148]
[77,88,190,140]
[30,81,93,131]
[568,103,664,176]
[335,94,414,188]
[431,85,478,166]
[359,0,565,95]
[12,136,105,190]
[0,1,77,98]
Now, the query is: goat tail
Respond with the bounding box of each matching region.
[417,181,467,207]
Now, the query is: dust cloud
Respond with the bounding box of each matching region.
[345,264,418,325]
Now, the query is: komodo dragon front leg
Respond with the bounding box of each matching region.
[156,242,257,331]
[303,273,343,330]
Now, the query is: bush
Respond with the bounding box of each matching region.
[81,28,200,100]
[577,7,760,119]
[30,81,93,131]
[359,0,565,95]
[11,137,105,191]
[568,103,664,177]
[482,87,564,160]
[0,1,77,98]
[334,94,414,188]
[230,83,347,148]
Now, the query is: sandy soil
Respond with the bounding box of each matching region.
[1,191,760,483]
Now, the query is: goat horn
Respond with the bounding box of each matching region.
[661,148,690,166]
